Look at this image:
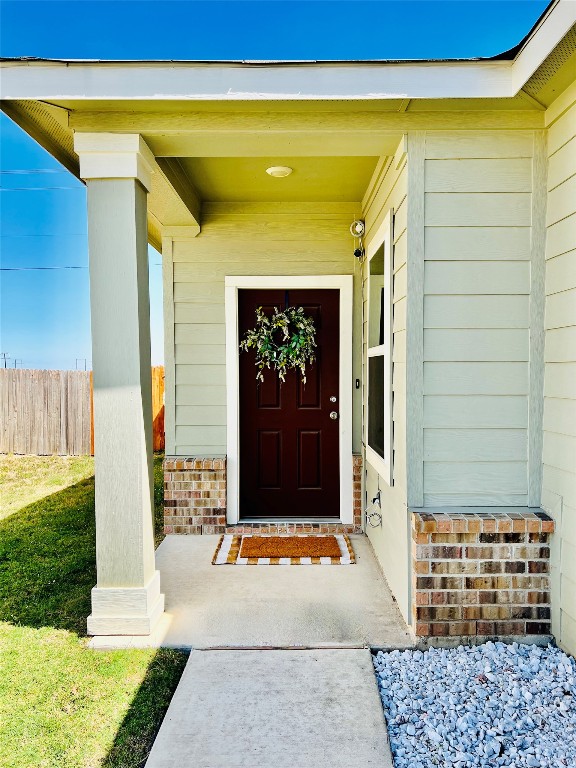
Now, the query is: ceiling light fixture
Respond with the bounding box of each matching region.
[266,166,293,178]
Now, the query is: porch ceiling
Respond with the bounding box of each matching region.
[179,156,379,203]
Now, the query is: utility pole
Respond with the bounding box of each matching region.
[13,359,22,369]
[0,353,10,368]
[75,358,87,371]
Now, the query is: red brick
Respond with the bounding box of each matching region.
[448,621,476,636]
[415,592,429,606]
[437,518,453,533]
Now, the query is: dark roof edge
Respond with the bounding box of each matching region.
[0,1,558,67]
[488,0,557,60]
[1,56,488,65]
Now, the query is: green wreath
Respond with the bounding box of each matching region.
[239,306,317,383]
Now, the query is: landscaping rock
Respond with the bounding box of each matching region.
[373,642,576,768]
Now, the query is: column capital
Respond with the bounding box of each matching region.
[74,132,155,191]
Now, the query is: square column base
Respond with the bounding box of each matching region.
[87,570,165,636]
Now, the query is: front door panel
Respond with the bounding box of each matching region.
[239,289,340,519]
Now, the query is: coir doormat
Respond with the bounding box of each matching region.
[212,534,355,565]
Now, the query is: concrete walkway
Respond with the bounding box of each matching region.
[92,534,411,767]
[145,648,394,768]
[91,534,414,650]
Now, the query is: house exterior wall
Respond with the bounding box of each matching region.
[361,129,552,632]
[422,130,542,507]
[362,139,411,623]
[163,202,363,457]
[541,81,576,657]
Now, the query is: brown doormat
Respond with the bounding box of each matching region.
[212,534,355,565]
[241,535,342,559]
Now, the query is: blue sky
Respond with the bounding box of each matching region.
[0,0,550,370]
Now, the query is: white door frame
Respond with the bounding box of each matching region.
[225,275,353,525]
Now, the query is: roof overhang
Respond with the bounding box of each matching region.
[1,0,574,251]
[1,1,574,102]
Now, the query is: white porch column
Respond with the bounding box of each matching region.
[75,133,164,635]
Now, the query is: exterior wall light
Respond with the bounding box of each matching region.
[350,219,366,261]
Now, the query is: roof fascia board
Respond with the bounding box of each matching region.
[511,0,576,94]
[0,60,515,101]
[0,2,573,103]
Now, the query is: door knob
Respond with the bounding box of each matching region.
[330,411,339,420]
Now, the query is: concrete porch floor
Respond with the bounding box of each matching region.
[90,534,414,650]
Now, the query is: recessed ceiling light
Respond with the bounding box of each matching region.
[266,166,293,178]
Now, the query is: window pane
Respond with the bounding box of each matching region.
[369,243,385,348]
[368,355,385,459]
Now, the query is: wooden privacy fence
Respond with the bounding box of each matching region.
[0,366,165,456]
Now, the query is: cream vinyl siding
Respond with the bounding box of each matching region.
[422,131,535,506]
[165,202,360,455]
[362,139,411,623]
[542,84,576,657]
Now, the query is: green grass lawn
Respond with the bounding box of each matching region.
[0,454,95,520]
[0,454,187,768]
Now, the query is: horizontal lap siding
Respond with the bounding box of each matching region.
[170,203,357,455]
[542,92,576,656]
[423,131,534,507]
[362,141,411,622]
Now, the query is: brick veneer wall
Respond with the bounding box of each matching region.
[164,458,227,535]
[164,454,363,535]
[412,510,555,639]
[352,454,363,529]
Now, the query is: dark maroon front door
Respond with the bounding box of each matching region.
[239,289,340,519]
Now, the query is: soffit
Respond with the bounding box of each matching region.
[179,156,378,203]
[522,23,576,106]
[46,96,536,113]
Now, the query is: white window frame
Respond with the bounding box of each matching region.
[365,211,393,486]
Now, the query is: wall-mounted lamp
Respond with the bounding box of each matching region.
[350,219,365,261]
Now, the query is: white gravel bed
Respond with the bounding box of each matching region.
[373,642,576,768]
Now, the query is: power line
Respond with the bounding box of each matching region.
[1,266,87,271]
[0,187,84,191]
[0,233,87,238]
[2,265,161,271]
[0,169,67,174]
